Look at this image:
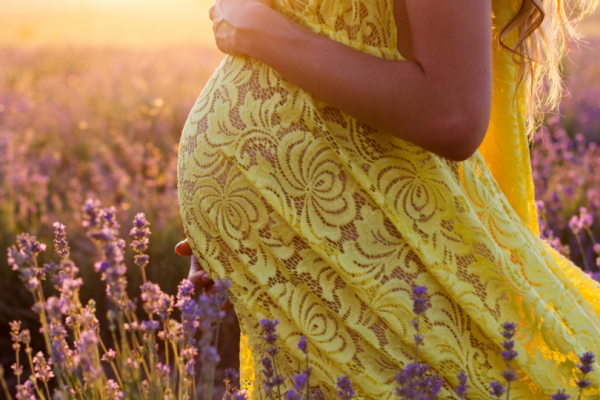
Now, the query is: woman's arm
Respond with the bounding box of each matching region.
[211,0,492,161]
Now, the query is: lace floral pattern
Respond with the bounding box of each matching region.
[178,0,600,398]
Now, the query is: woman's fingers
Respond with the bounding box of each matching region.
[190,254,206,275]
[189,269,213,293]
[178,239,232,311]
[175,239,193,256]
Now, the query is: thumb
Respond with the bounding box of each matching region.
[175,239,193,256]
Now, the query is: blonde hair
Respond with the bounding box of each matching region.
[498,0,599,137]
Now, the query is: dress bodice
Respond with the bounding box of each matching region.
[275,0,402,60]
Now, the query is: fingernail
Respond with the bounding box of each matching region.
[202,274,211,282]
[174,241,183,253]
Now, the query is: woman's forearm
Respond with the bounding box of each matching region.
[236,1,492,161]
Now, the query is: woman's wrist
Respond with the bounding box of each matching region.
[236,3,285,58]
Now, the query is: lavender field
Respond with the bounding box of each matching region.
[0,40,599,398]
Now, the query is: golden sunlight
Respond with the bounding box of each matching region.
[0,0,217,47]
[2,0,599,47]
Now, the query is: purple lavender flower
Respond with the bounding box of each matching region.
[233,392,249,400]
[395,362,442,400]
[293,371,309,391]
[501,338,518,362]
[489,381,506,398]
[85,205,129,306]
[579,207,593,229]
[576,351,595,392]
[7,233,47,291]
[500,322,517,340]
[336,375,355,399]
[176,288,200,336]
[130,213,151,280]
[261,318,280,345]
[262,356,276,394]
[536,200,546,214]
[156,362,171,384]
[213,277,232,309]
[259,318,286,398]
[76,329,102,379]
[177,279,195,299]
[285,390,303,400]
[106,379,124,400]
[412,286,428,315]
[453,369,468,399]
[298,335,308,354]
[200,345,220,380]
[410,286,429,363]
[53,222,70,257]
[225,368,241,395]
[82,199,101,228]
[140,320,160,332]
[45,297,70,371]
[184,358,196,379]
[15,379,35,400]
[59,277,83,315]
[551,389,571,400]
[501,369,517,382]
[101,348,117,362]
[498,321,519,397]
[101,206,120,229]
[131,212,151,238]
[569,215,581,235]
[312,389,325,400]
[33,351,54,382]
[141,282,173,320]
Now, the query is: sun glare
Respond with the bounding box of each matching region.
[0,0,217,47]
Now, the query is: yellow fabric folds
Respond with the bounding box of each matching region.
[177,0,600,398]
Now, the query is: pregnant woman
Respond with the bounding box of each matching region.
[177,0,600,397]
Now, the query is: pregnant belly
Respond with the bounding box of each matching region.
[180,55,325,152]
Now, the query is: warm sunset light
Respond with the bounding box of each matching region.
[1,0,600,398]
[0,0,216,47]
[2,0,599,47]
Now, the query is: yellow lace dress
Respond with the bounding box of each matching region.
[177,0,600,398]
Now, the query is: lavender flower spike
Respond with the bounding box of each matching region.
[575,351,595,395]
[412,286,428,315]
[224,368,240,396]
[312,389,325,400]
[551,389,571,400]
[489,381,505,398]
[260,318,280,345]
[53,222,70,257]
[453,369,468,399]
[233,392,249,400]
[130,212,151,281]
[499,321,519,398]
[337,375,355,399]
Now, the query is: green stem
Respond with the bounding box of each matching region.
[504,361,511,400]
[0,368,14,400]
[575,232,590,270]
[414,314,420,363]
[305,352,310,400]
[44,380,52,400]
[270,344,282,400]
[15,346,20,387]
[25,347,46,400]
[585,227,597,246]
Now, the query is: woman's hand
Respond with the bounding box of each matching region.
[175,239,233,311]
[209,0,274,56]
